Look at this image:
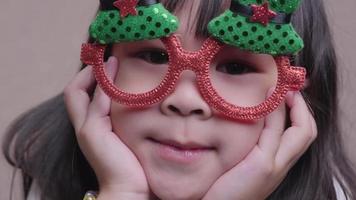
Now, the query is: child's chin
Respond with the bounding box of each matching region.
[146,172,212,200]
[150,183,206,200]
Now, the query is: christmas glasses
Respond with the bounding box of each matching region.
[81,34,306,121]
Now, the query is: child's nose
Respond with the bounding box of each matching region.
[160,71,212,120]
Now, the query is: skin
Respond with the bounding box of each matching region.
[110,1,277,199]
[64,1,317,200]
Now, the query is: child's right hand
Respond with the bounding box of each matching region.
[202,91,317,200]
[64,57,150,200]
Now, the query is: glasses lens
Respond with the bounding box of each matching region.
[112,39,169,94]
[209,51,278,107]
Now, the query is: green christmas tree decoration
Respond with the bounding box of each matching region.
[208,0,304,55]
[90,3,179,44]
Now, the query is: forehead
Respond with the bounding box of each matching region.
[168,0,229,51]
[176,1,230,30]
[173,1,202,48]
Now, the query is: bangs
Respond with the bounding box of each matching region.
[94,0,230,63]
[160,0,229,37]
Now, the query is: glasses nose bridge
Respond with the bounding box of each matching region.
[177,51,206,75]
[163,35,221,77]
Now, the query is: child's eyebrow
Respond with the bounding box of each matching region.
[120,39,166,49]
[217,46,275,65]
[219,45,252,57]
[141,39,166,48]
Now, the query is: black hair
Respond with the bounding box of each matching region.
[3,0,356,199]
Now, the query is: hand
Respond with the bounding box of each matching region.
[202,91,317,200]
[64,57,150,199]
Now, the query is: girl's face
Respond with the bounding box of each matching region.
[110,1,278,199]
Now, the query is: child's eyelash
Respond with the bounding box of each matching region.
[133,48,169,64]
[216,61,258,75]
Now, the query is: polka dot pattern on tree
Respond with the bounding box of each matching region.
[208,1,304,55]
[89,3,179,44]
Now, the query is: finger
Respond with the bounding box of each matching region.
[275,91,316,169]
[309,112,318,140]
[87,56,118,119]
[286,91,310,128]
[77,56,119,157]
[63,65,95,132]
[258,88,286,156]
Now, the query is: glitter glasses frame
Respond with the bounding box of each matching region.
[81,34,306,121]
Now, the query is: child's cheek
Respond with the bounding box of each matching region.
[109,102,141,148]
[216,119,264,171]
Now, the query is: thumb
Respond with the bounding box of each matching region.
[106,56,119,83]
[258,87,286,156]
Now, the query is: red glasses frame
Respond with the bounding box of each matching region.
[81,34,306,121]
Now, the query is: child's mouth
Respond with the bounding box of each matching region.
[148,137,216,164]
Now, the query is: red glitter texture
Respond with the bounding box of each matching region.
[250,2,277,26]
[113,0,138,18]
[80,35,306,121]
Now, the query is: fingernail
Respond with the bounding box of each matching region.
[285,91,295,101]
[106,56,117,72]
[295,91,302,97]
[107,56,115,65]
[106,56,118,82]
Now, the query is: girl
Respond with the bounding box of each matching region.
[3,0,356,200]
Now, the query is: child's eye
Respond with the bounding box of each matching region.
[216,62,256,75]
[135,49,169,64]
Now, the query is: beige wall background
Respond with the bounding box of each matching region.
[0,0,355,199]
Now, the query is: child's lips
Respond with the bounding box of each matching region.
[149,137,215,150]
[148,137,216,164]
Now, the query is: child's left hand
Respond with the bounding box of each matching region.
[202,91,317,200]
